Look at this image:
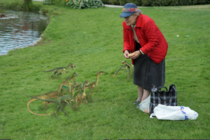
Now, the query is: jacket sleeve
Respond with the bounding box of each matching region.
[123,22,131,53]
[140,19,159,54]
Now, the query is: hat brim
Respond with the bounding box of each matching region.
[120,11,137,18]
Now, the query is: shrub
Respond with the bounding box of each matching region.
[142,0,151,6]
[43,0,54,5]
[102,0,141,6]
[43,0,104,8]
[109,0,119,5]
[44,0,67,5]
[150,0,161,6]
[102,0,110,4]
[161,0,173,6]
[104,0,210,6]
[193,0,208,4]
[1,0,41,12]
[127,0,142,6]
[66,0,104,9]
[22,0,33,11]
[170,0,179,5]
[179,0,191,5]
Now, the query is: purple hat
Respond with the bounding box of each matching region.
[120,3,141,18]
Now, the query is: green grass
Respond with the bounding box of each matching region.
[0,2,210,139]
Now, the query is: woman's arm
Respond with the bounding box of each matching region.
[122,23,131,53]
[140,19,159,54]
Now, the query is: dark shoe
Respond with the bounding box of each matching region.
[136,104,141,109]
[133,100,140,105]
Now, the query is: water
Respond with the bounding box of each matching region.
[0,10,49,55]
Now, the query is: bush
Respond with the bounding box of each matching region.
[66,0,104,9]
[118,0,125,5]
[43,0,104,9]
[42,0,210,6]
[180,0,191,5]
[150,0,161,6]
[44,0,67,5]
[22,0,33,11]
[0,0,40,12]
[104,0,210,6]
[161,0,173,6]
[193,0,208,4]
[109,0,120,5]
[102,0,110,4]
[127,0,141,6]
[170,0,179,5]
[102,0,141,5]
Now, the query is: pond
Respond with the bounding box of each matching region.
[0,10,49,55]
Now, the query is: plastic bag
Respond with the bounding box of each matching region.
[136,95,150,113]
[150,104,198,120]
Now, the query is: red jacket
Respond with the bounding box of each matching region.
[123,14,168,64]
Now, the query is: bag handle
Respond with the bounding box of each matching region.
[157,91,172,101]
[154,85,175,101]
[157,86,168,92]
[156,86,172,101]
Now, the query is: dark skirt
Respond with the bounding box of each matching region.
[133,42,165,91]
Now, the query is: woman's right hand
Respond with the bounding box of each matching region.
[124,50,130,59]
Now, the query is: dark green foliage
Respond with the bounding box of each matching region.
[102,0,111,4]
[20,0,39,11]
[170,0,180,6]
[141,0,151,6]
[43,0,105,9]
[66,0,105,9]
[43,0,55,5]
[150,0,173,6]
[112,0,120,5]
[148,0,210,6]
[126,0,141,5]
[102,0,141,5]
[119,0,127,5]
[0,0,41,12]
[22,0,35,11]
[102,0,210,6]
[44,0,67,6]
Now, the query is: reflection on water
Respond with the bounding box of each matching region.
[0,10,49,55]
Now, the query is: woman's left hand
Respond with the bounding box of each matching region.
[129,50,141,59]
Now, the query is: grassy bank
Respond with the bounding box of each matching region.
[0,0,43,12]
[0,2,210,139]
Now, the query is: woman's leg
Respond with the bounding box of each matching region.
[137,86,150,101]
[137,85,143,101]
[141,89,150,101]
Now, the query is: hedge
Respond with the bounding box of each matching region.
[102,0,210,6]
[43,0,104,9]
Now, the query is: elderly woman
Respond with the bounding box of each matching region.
[120,3,168,105]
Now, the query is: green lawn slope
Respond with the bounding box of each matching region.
[0,2,210,139]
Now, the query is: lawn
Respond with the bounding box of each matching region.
[0,1,210,139]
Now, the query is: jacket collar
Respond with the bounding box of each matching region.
[135,14,142,27]
[123,14,143,29]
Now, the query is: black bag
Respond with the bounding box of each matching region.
[149,84,177,115]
